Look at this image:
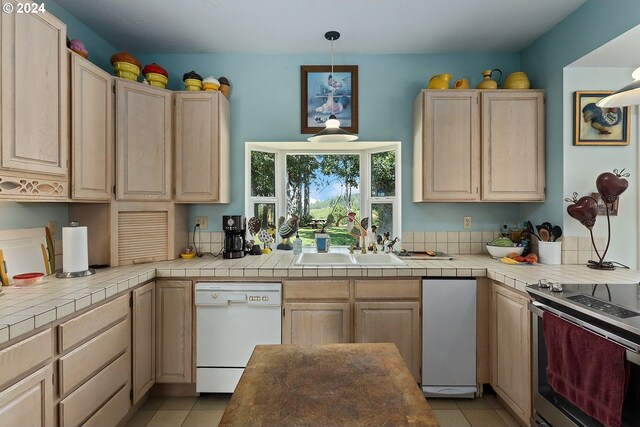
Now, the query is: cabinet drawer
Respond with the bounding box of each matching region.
[59,317,130,395]
[60,351,130,427]
[81,383,130,427]
[283,280,350,300]
[59,294,129,352]
[355,279,420,300]
[0,329,52,388]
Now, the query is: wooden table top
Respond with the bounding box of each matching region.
[219,343,439,427]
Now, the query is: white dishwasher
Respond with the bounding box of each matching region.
[422,278,477,398]
[195,282,281,393]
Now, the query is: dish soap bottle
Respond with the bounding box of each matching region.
[292,232,302,255]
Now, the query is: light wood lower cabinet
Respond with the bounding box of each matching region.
[133,282,155,404]
[0,365,53,427]
[156,280,193,383]
[490,282,531,425]
[57,294,131,427]
[354,301,421,381]
[282,279,421,381]
[282,302,351,344]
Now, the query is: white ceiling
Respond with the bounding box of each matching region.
[54,0,587,54]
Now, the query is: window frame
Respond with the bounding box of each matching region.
[245,141,401,246]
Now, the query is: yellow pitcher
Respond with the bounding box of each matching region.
[476,69,502,89]
[427,73,453,89]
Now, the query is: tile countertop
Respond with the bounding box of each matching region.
[1,253,640,346]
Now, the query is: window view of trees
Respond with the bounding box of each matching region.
[286,154,360,246]
[371,151,396,197]
[251,151,275,197]
[249,148,397,247]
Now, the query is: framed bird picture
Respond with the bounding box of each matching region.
[574,91,630,146]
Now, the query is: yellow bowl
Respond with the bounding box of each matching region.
[113,62,140,81]
[145,72,168,88]
[503,72,530,89]
[202,82,219,91]
[184,78,202,91]
[180,252,196,259]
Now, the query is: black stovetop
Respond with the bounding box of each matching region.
[527,282,640,337]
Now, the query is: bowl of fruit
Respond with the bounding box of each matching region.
[486,237,525,258]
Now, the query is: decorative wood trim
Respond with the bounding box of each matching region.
[0,174,67,199]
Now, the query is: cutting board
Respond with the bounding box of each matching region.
[0,228,53,286]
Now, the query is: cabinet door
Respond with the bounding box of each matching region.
[481,91,544,201]
[0,365,53,427]
[354,301,421,381]
[414,90,480,201]
[174,92,230,202]
[282,303,351,345]
[1,3,68,175]
[133,282,155,403]
[71,54,113,201]
[490,283,531,424]
[115,80,171,201]
[156,280,193,383]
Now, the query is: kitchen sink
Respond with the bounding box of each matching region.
[294,253,355,265]
[352,253,407,265]
[295,252,407,266]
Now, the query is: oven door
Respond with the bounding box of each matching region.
[530,302,640,427]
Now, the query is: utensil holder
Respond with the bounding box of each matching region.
[538,241,562,265]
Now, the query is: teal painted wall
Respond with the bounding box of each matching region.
[519,0,640,226]
[135,52,525,231]
[43,0,119,71]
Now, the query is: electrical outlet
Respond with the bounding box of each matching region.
[47,221,58,238]
[194,216,208,229]
[463,216,472,229]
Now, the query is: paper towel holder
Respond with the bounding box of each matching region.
[55,221,96,279]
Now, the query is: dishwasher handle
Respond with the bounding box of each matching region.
[227,293,247,303]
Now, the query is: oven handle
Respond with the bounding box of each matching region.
[530,301,640,362]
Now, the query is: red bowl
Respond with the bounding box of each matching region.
[13,272,44,286]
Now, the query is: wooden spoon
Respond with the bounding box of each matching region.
[539,228,550,242]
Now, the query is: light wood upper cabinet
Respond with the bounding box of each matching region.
[413,91,480,202]
[156,280,193,383]
[282,302,351,345]
[133,282,155,404]
[115,79,171,201]
[413,89,544,202]
[0,365,53,427]
[482,91,544,201]
[174,92,230,203]
[490,282,531,425]
[71,54,113,201]
[1,2,68,176]
[355,301,421,381]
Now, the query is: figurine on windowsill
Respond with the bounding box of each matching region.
[346,212,367,249]
[277,215,299,250]
[385,237,399,253]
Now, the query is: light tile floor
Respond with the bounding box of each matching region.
[125,393,520,427]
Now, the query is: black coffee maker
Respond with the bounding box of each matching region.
[223,215,246,259]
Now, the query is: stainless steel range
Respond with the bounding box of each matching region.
[527,283,640,427]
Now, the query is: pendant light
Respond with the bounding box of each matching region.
[308,31,358,143]
[596,66,640,108]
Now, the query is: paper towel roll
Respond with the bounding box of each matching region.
[62,226,89,273]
